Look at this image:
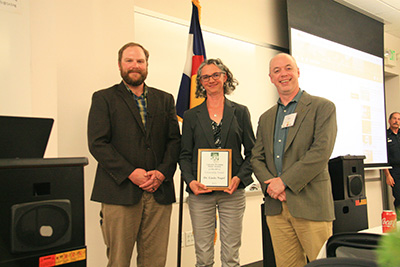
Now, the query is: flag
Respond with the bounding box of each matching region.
[176,0,206,121]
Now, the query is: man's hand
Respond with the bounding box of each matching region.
[265,177,286,201]
[140,170,165,193]
[384,169,395,187]
[189,180,212,195]
[276,191,287,202]
[387,174,395,187]
[128,168,149,186]
[224,176,241,195]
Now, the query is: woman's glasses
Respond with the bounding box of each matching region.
[199,72,225,82]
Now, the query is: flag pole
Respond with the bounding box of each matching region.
[176,1,206,265]
[177,174,184,266]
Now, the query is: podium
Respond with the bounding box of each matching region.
[0,157,88,267]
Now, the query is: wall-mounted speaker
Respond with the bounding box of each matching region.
[329,155,366,201]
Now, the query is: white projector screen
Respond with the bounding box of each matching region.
[290,28,387,165]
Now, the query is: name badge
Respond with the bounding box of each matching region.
[282,113,297,128]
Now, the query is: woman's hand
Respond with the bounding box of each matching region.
[189,180,212,195]
[224,176,240,195]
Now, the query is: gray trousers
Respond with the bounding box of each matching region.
[188,189,246,267]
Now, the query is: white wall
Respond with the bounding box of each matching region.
[1,0,399,266]
[30,0,136,266]
[0,1,31,116]
[134,0,288,49]
[385,33,400,117]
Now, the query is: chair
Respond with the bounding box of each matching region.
[326,232,381,262]
[305,257,378,267]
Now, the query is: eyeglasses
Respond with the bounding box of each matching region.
[199,72,225,82]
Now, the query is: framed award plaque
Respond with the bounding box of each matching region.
[197,149,232,190]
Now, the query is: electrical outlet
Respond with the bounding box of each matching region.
[185,231,194,246]
[181,232,185,247]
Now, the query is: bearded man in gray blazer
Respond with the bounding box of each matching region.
[88,42,180,267]
[251,53,337,267]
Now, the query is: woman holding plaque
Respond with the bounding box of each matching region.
[180,58,255,266]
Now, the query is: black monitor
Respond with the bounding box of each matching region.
[0,116,54,159]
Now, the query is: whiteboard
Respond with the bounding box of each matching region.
[134,10,281,198]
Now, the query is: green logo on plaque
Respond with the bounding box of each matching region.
[211,152,219,162]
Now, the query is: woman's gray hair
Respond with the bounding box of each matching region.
[195,58,238,98]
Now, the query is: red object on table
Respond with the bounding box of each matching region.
[382,210,397,233]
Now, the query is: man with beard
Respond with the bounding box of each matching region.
[88,42,180,267]
[384,112,400,209]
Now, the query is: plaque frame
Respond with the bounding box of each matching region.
[197,148,232,190]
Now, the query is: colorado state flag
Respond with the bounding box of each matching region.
[176,0,206,121]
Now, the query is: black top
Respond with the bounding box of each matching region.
[387,129,400,167]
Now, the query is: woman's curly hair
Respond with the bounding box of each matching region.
[195,58,238,98]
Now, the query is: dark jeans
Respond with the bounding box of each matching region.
[390,167,400,208]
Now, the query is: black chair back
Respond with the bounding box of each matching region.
[326,232,381,261]
[305,257,378,267]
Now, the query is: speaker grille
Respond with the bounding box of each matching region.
[348,174,363,197]
[11,199,71,253]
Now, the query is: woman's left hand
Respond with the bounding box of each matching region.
[224,176,240,195]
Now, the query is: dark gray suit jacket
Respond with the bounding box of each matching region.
[251,91,337,221]
[179,98,255,193]
[88,82,181,205]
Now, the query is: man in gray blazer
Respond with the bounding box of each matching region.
[251,53,337,267]
[88,42,180,267]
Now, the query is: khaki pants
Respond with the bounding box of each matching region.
[100,192,172,267]
[266,202,332,267]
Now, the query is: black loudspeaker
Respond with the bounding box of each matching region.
[333,198,369,234]
[0,158,87,267]
[328,155,366,201]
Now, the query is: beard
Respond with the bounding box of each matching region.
[121,68,148,87]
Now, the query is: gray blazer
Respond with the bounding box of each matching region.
[251,91,337,221]
[88,82,181,205]
[179,98,255,193]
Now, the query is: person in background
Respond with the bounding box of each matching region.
[88,42,180,267]
[179,58,255,267]
[384,112,400,209]
[251,53,337,267]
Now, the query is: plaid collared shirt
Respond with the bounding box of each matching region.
[125,83,148,128]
